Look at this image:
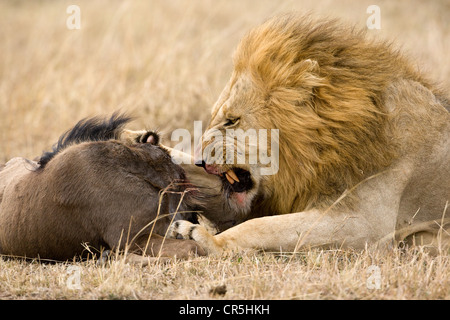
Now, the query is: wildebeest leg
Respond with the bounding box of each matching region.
[130,234,206,259]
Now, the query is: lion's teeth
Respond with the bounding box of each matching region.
[225,172,235,184]
[227,170,240,183]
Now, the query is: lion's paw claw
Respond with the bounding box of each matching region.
[168,220,196,240]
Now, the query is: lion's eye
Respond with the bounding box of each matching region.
[224,118,240,127]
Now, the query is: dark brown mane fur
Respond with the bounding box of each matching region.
[38,112,132,169]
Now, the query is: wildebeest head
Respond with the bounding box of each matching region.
[38,112,202,227]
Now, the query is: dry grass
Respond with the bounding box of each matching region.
[0,0,449,299]
[1,248,449,300]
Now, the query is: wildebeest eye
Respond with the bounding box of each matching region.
[138,131,159,145]
[224,118,240,127]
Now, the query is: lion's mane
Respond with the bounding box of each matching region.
[231,14,443,212]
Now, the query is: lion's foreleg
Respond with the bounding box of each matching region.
[169,209,382,254]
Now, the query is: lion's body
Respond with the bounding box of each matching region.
[170,14,450,254]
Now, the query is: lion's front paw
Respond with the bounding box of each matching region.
[168,220,197,240]
[168,220,223,255]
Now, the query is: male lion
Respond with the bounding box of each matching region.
[169,14,450,254]
[0,113,206,262]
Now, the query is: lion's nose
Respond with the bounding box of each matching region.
[195,160,206,168]
[194,144,204,168]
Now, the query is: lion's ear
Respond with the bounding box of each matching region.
[300,59,319,73]
[268,59,322,105]
[291,59,323,89]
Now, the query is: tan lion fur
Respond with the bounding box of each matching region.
[170,13,450,254]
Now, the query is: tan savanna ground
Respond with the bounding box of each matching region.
[0,0,449,300]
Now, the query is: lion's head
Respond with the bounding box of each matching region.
[197,13,435,217]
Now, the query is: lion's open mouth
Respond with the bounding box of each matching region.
[219,167,253,193]
[196,161,256,211]
[197,161,254,194]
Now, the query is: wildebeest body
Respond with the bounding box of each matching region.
[0,114,204,261]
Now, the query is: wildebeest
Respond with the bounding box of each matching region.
[0,113,210,262]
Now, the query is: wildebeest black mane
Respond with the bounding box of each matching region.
[37,112,133,169]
